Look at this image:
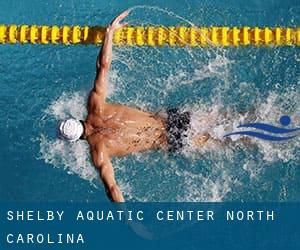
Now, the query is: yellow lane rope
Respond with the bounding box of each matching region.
[0,25,299,46]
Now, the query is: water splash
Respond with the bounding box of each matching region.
[39,89,300,202]
[39,134,98,185]
[37,6,299,202]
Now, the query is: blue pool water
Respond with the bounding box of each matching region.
[0,0,299,202]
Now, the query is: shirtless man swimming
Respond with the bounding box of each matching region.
[58,11,210,202]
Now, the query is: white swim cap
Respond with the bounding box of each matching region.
[58,118,84,142]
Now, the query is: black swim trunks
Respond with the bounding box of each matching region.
[166,108,191,153]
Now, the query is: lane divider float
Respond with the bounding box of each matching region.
[0,25,299,46]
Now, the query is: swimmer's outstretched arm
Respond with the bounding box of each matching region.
[92,143,125,202]
[93,11,129,101]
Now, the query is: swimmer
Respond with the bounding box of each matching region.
[58,11,211,202]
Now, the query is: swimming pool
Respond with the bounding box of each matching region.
[0,0,299,202]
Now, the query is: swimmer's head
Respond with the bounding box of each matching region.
[57,118,84,142]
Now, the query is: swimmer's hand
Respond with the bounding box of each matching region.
[107,10,129,33]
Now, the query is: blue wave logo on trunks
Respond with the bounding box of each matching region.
[224,116,300,141]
